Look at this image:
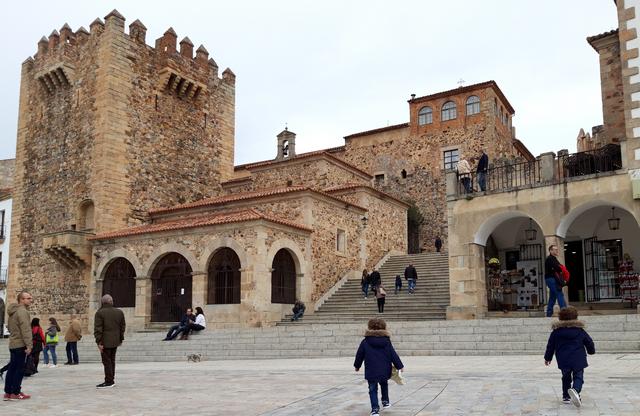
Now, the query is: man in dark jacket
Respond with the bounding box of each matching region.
[94,294,126,389]
[354,318,404,415]
[404,264,418,294]
[369,269,382,296]
[4,291,33,401]
[163,308,195,341]
[544,245,566,317]
[544,306,595,407]
[291,300,306,321]
[434,236,443,253]
[476,149,489,191]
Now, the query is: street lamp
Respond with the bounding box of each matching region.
[524,218,537,241]
[608,207,620,231]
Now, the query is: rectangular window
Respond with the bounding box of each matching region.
[443,149,459,170]
[374,173,385,185]
[0,210,4,239]
[336,229,346,254]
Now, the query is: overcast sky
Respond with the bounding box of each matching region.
[0,1,618,164]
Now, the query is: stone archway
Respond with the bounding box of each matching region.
[271,249,297,304]
[207,247,241,304]
[150,252,193,322]
[102,257,136,308]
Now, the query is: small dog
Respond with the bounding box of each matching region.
[187,353,202,363]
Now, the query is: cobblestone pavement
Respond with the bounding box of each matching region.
[1,354,638,415]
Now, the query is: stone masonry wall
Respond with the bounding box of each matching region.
[0,159,15,189]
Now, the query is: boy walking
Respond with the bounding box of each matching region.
[354,318,404,416]
[544,306,595,407]
[394,275,402,295]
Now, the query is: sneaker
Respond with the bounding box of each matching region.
[370,411,380,416]
[568,388,581,408]
[50,364,57,368]
[96,382,115,389]
[382,402,390,408]
[562,397,571,404]
[12,393,31,400]
[3,393,12,401]
[64,362,72,365]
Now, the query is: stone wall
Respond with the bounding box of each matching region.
[0,159,15,189]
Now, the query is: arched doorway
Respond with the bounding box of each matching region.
[102,257,136,308]
[271,249,296,304]
[207,248,241,304]
[151,252,192,322]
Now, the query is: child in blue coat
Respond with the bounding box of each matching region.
[354,318,404,416]
[394,275,402,295]
[544,306,595,408]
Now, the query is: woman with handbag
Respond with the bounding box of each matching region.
[30,318,45,374]
[43,317,61,368]
[376,285,387,313]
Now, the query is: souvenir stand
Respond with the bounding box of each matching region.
[618,255,639,307]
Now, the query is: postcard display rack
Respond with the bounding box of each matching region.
[487,260,542,310]
[618,260,639,306]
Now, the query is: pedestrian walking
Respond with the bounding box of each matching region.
[30,318,45,374]
[435,236,443,253]
[369,269,382,296]
[404,264,418,294]
[94,294,126,389]
[545,244,567,317]
[394,275,402,295]
[476,149,489,192]
[64,315,82,365]
[544,306,595,408]
[43,317,61,368]
[354,318,404,416]
[361,269,370,299]
[457,155,473,194]
[375,285,387,313]
[3,291,33,401]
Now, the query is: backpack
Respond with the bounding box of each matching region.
[32,330,43,353]
[559,264,570,282]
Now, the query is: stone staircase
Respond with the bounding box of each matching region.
[280,252,450,324]
[1,315,637,362]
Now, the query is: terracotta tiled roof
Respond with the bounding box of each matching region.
[89,209,312,241]
[323,183,410,208]
[149,185,367,215]
[512,139,535,162]
[409,80,515,114]
[343,123,410,140]
[237,151,372,179]
[233,146,346,171]
[587,29,618,47]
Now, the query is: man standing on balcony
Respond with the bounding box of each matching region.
[477,149,489,192]
[457,156,472,194]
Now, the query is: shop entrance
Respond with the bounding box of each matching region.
[564,241,585,302]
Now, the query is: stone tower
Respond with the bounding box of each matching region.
[8,10,235,324]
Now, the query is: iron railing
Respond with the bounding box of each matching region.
[557,144,622,180]
[456,159,541,195]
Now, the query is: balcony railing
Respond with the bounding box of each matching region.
[557,143,622,180]
[452,144,623,199]
[456,159,541,195]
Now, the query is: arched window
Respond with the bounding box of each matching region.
[102,258,136,308]
[207,248,241,304]
[151,252,192,322]
[466,96,480,115]
[418,106,433,125]
[441,101,457,121]
[271,249,296,304]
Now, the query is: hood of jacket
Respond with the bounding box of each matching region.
[552,319,585,330]
[364,329,391,348]
[7,303,22,316]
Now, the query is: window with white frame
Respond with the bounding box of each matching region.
[418,106,433,125]
[443,149,459,170]
[441,101,457,121]
[466,95,480,115]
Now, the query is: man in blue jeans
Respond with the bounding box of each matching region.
[4,291,33,401]
[545,244,566,317]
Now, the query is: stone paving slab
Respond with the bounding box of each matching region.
[0,354,638,415]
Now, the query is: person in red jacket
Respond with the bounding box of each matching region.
[30,318,45,375]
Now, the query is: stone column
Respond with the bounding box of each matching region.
[544,235,568,311]
[240,226,271,326]
[135,276,152,328]
[191,271,207,309]
[446,243,487,319]
[539,152,556,182]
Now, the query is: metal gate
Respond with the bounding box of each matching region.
[271,249,296,304]
[584,237,601,302]
[519,243,545,304]
[151,253,193,322]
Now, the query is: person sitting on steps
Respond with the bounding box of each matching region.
[163,308,195,341]
[291,300,306,321]
[181,307,206,340]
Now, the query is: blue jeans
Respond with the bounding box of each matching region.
[408,279,416,293]
[545,277,566,317]
[4,347,27,395]
[44,344,57,365]
[66,342,79,364]
[292,310,304,321]
[478,171,487,191]
[394,282,402,294]
[561,368,584,398]
[368,380,389,412]
[461,177,472,193]
[165,324,187,340]
[362,283,369,297]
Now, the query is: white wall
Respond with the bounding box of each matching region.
[0,196,11,305]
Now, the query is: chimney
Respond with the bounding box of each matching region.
[179,37,194,58]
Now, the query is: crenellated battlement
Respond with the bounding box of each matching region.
[26,9,233,88]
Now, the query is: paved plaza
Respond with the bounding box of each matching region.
[1,353,639,415]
